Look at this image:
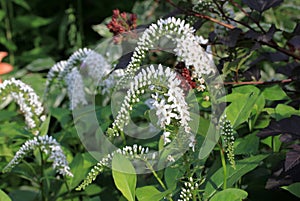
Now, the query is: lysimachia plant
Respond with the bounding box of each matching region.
[1,0,300,200]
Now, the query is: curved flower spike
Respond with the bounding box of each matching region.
[117,17,215,89]
[76,144,149,190]
[0,78,45,135]
[45,48,115,109]
[3,135,73,177]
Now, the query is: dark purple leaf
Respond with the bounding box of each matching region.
[264,52,289,62]
[292,23,300,35]
[257,115,300,139]
[245,25,277,43]
[219,28,242,47]
[114,52,134,70]
[285,145,300,171]
[242,0,283,12]
[259,25,277,42]
[243,65,261,81]
[287,35,300,51]
[280,134,298,143]
[276,62,300,77]
[266,159,300,189]
[245,30,260,40]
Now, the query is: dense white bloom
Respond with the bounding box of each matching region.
[100,69,125,94]
[60,48,93,80]
[44,61,68,95]
[65,68,88,110]
[81,51,111,84]
[111,65,192,140]
[116,17,214,90]
[3,135,73,177]
[45,48,117,109]
[0,78,44,135]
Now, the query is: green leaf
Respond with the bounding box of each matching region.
[0,189,12,201]
[234,132,260,155]
[21,74,46,98]
[273,104,300,120]
[92,19,113,38]
[68,154,84,189]
[136,186,172,201]
[262,85,288,101]
[112,154,137,201]
[39,115,50,136]
[164,167,181,190]
[12,0,31,10]
[25,57,55,72]
[0,10,6,21]
[282,182,300,198]
[50,107,71,127]
[0,110,18,122]
[204,155,268,199]
[9,189,38,201]
[13,15,52,32]
[220,85,262,128]
[210,188,248,201]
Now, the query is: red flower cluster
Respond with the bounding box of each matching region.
[106,9,137,43]
[175,62,196,91]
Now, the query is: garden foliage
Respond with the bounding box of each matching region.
[0,0,300,201]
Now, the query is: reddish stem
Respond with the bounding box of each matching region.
[224,79,293,85]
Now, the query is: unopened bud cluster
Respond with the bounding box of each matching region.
[220,115,236,169]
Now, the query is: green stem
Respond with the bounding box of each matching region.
[76,0,84,47]
[1,0,14,64]
[219,144,227,189]
[39,148,48,201]
[145,161,174,201]
[64,178,74,201]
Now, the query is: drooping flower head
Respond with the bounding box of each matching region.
[45,48,118,109]
[0,78,45,135]
[3,135,73,177]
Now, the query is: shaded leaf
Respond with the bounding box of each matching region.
[219,28,242,47]
[285,145,300,171]
[39,115,50,136]
[234,133,260,155]
[243,65,261,81]
[25,57,55,72]
[276,62,300,77]
[164,166,181,190]
[282,182,300,198]
[13,15,52,33]
[287,35,300,51]
[204,155,268,199]
[242,0,283,12]
[210,188,248,201]
[12,0,30,10]
[0,10,5,21]
[257,115,300,139]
